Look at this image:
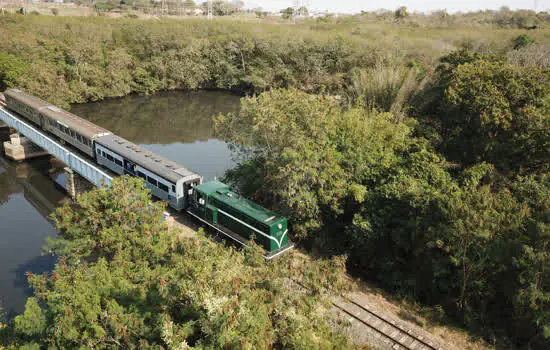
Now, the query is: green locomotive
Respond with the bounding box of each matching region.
[186,181,293,259]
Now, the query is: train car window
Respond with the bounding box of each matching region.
[102,151,106,158]
[137,171,147,179]
[114,159,123,167]
[97,149,101,155]
[147,176,157,187]
[172,185,176,193]
[106,154,114,162]
[158,183,169,192]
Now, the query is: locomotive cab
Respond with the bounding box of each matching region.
[187,181,293,258]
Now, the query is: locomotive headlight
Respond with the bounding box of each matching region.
[278,224,282,229]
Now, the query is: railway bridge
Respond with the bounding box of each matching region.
[0,107,113,198]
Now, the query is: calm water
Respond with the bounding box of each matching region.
[0,154,66,318]
[71,90,241,181]
[0,90,241,316]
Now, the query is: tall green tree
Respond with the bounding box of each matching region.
[5,177,354,349]
[441,58,550,174]
[280,7,294,19]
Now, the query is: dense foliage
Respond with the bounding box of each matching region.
[0,177,353,349]
[215,50,550,348]
[1,10,550,349]
[1,13,549,108]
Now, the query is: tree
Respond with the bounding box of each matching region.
[297,6,308,17]
[183,0,195,7]
[441,57,550,173]
[0,52,27,91]
[5,177,354,348]
[394,6,409,22]
[254,9,268,18]
[513,34,536,50]
[216,89,347,237]
[280,7,294,19]
[511,175,550,346]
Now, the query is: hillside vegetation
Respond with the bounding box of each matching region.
[0,11,549,107]
[0,10,549,349]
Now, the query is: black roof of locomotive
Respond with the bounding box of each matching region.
[95,134,201,184]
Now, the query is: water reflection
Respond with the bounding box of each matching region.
[0,90,240,316]
[71,90,241,181]
[0,150,67,317]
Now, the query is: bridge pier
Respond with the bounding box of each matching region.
[65,167,94,199]
[3,133,49,161]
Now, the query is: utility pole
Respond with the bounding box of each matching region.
[207,0,213,20]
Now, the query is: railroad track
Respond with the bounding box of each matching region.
[333,297,442,350]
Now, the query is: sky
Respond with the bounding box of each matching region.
[244,0,550,13]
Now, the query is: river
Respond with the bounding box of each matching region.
[0,90,241,317]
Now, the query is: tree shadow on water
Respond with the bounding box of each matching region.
[4,254,56,319]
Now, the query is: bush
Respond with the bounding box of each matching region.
[51,8,59,16]
[513,34,535,50]
[0,52,27,91]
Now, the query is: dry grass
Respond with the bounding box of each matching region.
[508,43,550,68]
[352,281,495,350]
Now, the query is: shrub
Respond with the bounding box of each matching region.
[0,52,27,91]
[513,34,535,50]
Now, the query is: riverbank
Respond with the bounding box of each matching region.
[2,14,544,108]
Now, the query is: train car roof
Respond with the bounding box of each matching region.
[95,134,201,184]
[197,181,286,226]
[6,89,110,139]
[40,106,111,139]
[5,89,51,110]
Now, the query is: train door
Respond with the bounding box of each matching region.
[191,189,206,217]
[184,180,200,207]
[123,159,136,176]
[38,113,45,129]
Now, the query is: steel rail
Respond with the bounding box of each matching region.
[333,298,441,350]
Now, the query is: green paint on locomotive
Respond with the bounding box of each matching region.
[188,181,290,253]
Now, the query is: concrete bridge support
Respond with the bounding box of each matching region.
[65,167,94,199]
[3,133,49,161]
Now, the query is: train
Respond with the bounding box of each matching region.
[3,89,293,258]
